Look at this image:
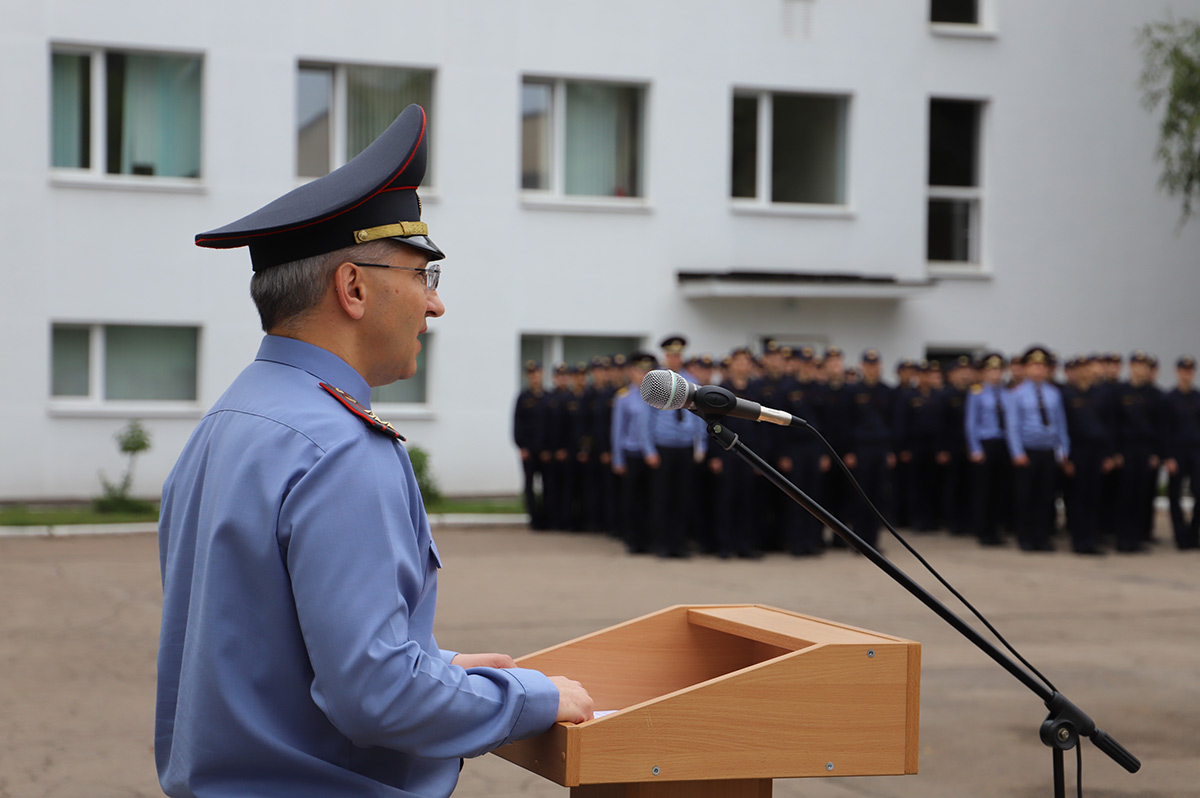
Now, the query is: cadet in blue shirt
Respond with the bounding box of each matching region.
[158,105,592,798]
[611,352,659,553]
[1003,346,1070,552]
[964,352,1012,546]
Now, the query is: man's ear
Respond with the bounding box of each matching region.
[332,261,368,321]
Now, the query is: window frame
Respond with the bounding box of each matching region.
[729,88,854,219]
[48,322,204,419]
[369,332,436,417]
[929,0,998,39]
[519,75,651,211]
[48,43,205,191]
[296,60,437,185]
[926,96,988,271]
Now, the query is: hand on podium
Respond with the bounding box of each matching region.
[550,675,594,724]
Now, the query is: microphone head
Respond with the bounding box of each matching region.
[640,370,692,411]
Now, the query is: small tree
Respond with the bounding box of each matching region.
[96,420,154,513]
[1137,17,1200,227]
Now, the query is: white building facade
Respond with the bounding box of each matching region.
[3,0,1199,502]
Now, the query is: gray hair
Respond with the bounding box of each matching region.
[249,241,397,332]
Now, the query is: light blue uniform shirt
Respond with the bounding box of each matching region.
[646,405,708,455]
[611,385,652,469]
[1003,379,1070,461]
[156,336,558,798]
[964,383,1007,457]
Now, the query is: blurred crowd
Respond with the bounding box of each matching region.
[512,335,1200,559]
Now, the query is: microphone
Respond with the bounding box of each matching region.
[640,370,799,427]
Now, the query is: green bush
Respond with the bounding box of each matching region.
[407,445,441,505]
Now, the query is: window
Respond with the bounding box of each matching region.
[521,78,645,199]
[731,91,849,205]
[520,334,642,387]
[50,47,202,178]
[51,324,199,402]
[930,0,979,25]
[927,98,984,264]
[371,334,430,404]
[297,63,434,178]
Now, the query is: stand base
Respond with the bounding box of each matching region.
[571,778,772,797]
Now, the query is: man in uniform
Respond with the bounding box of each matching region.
[939,357,973,536]
[1003,346,1070,552]
[157,106,591,798]
[965,352,1011,546]
[1114,351,1165,551]
[1164,355,1200,549]
[844,348,897,548]
[1061,355,1117,554]
[513,360,547,529]
[611,352,659,553]
[708,347,762,558]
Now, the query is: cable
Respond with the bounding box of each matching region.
[797,418,1059,695]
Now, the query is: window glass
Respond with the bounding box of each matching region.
[564,82,643,198]
[521,81,553,190]
[51,325,91,397]
[730,95,759,199]
[928,99,979,187]
[562,335,641,367]
[104,52,202,178]
[771,94,846,204]
[297,66,333,177]
[930,0,979,24]
[345,65,433,165]
[927,198,975,262]
[104,325,198,401]
[372,334,428,404]
[51,53,91,169]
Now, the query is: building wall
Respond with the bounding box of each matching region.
[2,0,1198,501]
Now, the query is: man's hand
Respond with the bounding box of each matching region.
[549,676,594,724]
[451,653,516,670]
[1012,454,1030,467]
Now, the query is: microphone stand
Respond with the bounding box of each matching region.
[699,414,1140,797]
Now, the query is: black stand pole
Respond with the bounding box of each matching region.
[701,417,1140,790]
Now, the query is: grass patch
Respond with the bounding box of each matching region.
[0,504,160,527]
[425,496,525,515]
[0,495,524,526]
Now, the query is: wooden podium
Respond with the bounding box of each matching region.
[492,604,920,797]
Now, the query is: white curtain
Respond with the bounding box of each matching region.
[345,66,432,166]
[115,53,202,178]
[564,82,641,198]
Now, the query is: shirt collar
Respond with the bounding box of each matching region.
[255,335,374,408]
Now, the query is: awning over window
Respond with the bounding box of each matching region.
[677,270,933,300]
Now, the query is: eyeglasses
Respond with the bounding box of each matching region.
[352,262,441,291]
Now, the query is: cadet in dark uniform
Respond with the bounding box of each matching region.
[709,347,762,558]
[1164,355,1200,549]
[585,356,619,535]
[1061,355,1117,554]
[540,363,572,530]
[1004,346,1070,552]
[965,352,1012,545]
[513,360,548,529]
[844,349,897,548]
[895,360,945,532]
[940,357,973,536]
[1114,351,1165,552]
[746,340,796,550]
[817,347,853,543]
[780,349,829,555]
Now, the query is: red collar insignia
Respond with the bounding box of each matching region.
[320,382,405,441]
